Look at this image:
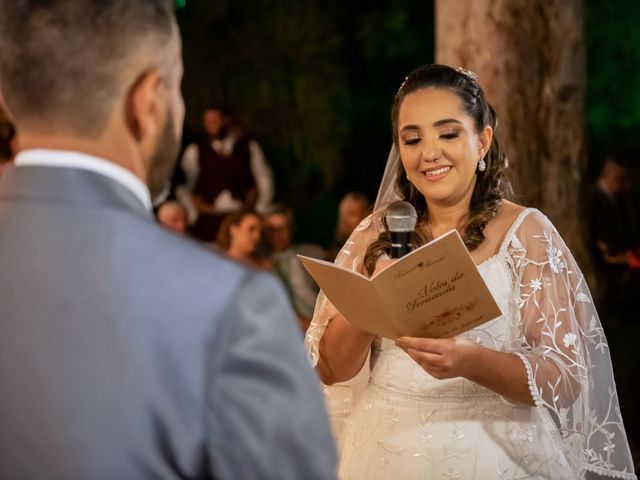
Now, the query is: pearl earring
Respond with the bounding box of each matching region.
[478,159,487,172]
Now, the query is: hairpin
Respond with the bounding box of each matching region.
[455,66,478,82]
[396,76,408,95]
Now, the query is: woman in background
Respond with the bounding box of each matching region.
[216,209,272,270]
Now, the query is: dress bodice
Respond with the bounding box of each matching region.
[369,248,517,398]
[312,207,637,479]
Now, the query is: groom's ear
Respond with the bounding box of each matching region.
[124,68,165,144]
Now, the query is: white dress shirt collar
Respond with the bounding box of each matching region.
[14,149,152,212]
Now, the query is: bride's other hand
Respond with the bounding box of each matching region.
[395,335,478,380]
[396,335,534,405]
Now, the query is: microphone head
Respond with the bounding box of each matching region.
[385,201,417,232]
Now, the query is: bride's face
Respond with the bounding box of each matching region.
[397,87,492,208]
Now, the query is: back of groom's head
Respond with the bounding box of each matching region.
[0,0,179,139]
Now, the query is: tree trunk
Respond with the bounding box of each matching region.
[436,0,589,267]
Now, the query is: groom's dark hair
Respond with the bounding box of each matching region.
[0,0,178,138]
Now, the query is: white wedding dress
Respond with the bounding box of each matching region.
[306,208,637,480]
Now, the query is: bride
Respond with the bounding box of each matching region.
[305,64,636,479]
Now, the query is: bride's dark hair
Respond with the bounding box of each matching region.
[364,64,512,276]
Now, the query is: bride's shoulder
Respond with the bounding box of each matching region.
[489,201,527,234]
[498,200,526,219]
[485,201,546,248]
[495,201,558,241]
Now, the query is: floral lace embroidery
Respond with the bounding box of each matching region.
[506,211,635,479]
[307,209,637,480]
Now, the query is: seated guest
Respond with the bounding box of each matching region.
[327,191,371,261]
[156,200,188,234]
[0,117,17,178]
[217,209,272,269]
[263,204,323,332]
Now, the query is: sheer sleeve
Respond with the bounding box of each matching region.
[303,211,384,442]
[505,210,636,479]
[304,212,383,368]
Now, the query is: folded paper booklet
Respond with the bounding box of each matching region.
[298,230,502,339]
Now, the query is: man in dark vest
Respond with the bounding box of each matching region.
[176,106,273,241]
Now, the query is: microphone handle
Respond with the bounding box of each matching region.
[390,231,412,259]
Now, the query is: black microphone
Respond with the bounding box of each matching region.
[385,201,418,258]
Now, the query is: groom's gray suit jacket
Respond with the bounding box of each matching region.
[0,164,336,479]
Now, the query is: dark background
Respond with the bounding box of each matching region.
[175,0,640,246]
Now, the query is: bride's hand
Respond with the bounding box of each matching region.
[394,335,480,380]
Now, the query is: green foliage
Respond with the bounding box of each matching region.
[585,0,640,174]
[338,0,434,201]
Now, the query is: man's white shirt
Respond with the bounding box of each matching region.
[14,149,152,212]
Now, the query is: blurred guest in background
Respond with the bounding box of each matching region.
[216,209,272,269]
[0,113,17,178]
[156,200,188,234]
[263,204,323,332]
[176,106,274,241]
[584,152,640,320]
[326,191,371,261]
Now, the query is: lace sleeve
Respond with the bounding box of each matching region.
[506,210,636,479]
[304,213,382,367]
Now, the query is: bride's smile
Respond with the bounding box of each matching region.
[421,165,452,180]
[397,88,491,207]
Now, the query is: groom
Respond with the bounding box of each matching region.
[0,1,336,479]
